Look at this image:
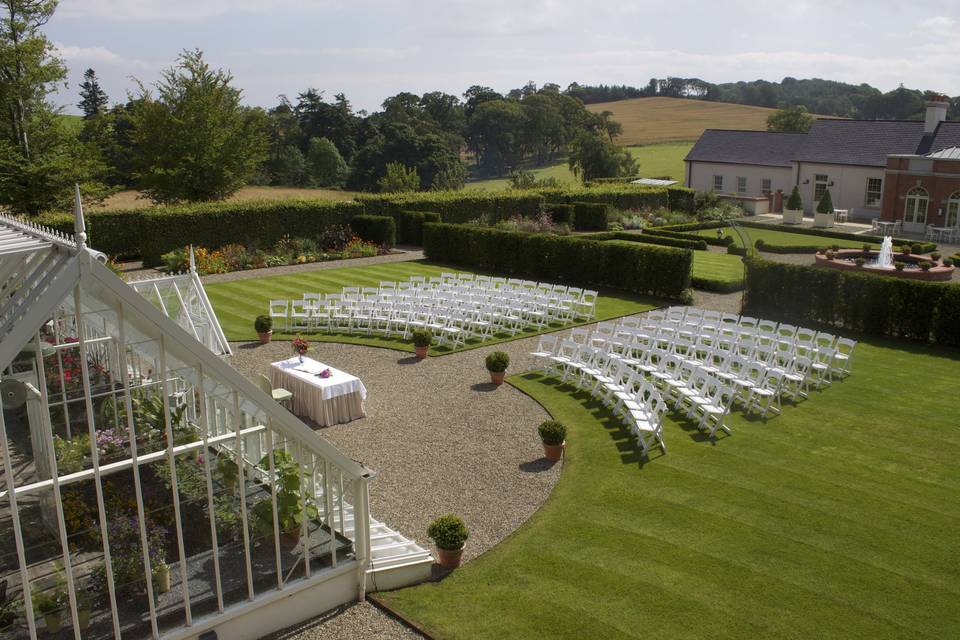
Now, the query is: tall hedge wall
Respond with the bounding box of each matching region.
[356,191,543,224]
[572,202,608,231]
[743,257,960,346]
[540,185,669,211]
[350,215,396,247]
[38,199,363,266]
[397,210,441,245]
[423,223,692,299]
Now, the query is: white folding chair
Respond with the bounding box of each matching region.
[269,299,289,332]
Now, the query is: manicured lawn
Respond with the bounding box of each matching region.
[205,260,659,353]
[691,251,745,288]
[381,339,960,639]
[695,226,878,250]
[464,142,692,191]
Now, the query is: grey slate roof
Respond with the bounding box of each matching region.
[684,130,805,168]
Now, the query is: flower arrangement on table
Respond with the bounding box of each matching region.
[292,336,310,362]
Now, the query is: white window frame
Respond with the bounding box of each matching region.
[736,176,747,194]
[904,187,929,224]
[761,178,772,194]
[814,174,829,203]
[865,178,883,208]
[713,175,723,191]
[946,192,960,227]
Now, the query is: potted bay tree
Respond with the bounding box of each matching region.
[254,314,273,344]
[428,514,469,570]
[485,351,510,386]
[783,185,803,224]
[538,420,567,462]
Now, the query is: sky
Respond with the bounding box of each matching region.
[46,0,960,114]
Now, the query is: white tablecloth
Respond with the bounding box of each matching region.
[270,356,367,426]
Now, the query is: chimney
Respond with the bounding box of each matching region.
[924,94,948,133]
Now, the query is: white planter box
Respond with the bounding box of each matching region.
[813,212,834,228]
[782,209,803,225]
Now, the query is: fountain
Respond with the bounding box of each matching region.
[875,236,894,269]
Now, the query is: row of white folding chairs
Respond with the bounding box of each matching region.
[650,307,857,369]
[529,340,670,455]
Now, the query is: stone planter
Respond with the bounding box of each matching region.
[436,546,464,570]
[813,211,834,228]
[542,440,565,462]
[782,209,803,225]
[257,330,272,344]
[43,612,62,634]
[415,345,428,359]
[489,371,505,385]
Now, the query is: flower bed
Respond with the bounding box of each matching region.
[161,225,387,275]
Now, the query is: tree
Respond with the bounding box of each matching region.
[377,162,419,192]
[306,136,346,187]
[568,131,638,182]
[0,0,107,213]
[78,68,108,119]
[816,188,833,214]
[766,105,814,132]
[129,49,268,203]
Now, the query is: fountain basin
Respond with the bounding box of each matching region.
[814,250,955,281]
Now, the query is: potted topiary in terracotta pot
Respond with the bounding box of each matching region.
[485,351,510,385]
[254,315,273,344]
[538,420,567,462]
[412,329,432,359]
[428,514,469,570]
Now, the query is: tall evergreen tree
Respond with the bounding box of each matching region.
[78,68,108,119]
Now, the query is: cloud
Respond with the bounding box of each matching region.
[53,43,152,71]
[58,0,348,21]
[249,47,419,61]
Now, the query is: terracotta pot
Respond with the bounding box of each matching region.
[280,528,301,549]
[77,607,91,631]
[154,565,171,594]
[542,440,565,462]
[436,545,464,570]
[44,612,62,634]
[489,370,505,385]
[257,330,273,344]
[415,345,428,359]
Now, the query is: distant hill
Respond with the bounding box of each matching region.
[585,97,812,145]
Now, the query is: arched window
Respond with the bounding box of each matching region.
[946,191,960,227]
[904,187,929,224]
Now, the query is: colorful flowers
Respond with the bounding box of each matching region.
[318,368,332,379]
[292,335,310,356]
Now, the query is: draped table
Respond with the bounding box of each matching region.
[269,356,367,426]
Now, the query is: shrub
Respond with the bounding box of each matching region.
[854,257,865,267]
[427,514,469,550]
[943,258,955,267]
[357,191,543,224]
[667,186,696,213]
[422,223,692,300]
[254,315,272,334]
[911,243,924,255]
[863,243,872,252]
[397,210,441,245]
[538,420,567,446]
[919,261,932,271]
[591,231,706,250]
[894,261,905,271]
[572,201,608,231]
[816,189,834,214]
[931,252,941,261]
[825,250,835,260]
[485,351,510,372]
[411,329,432,348]
[546,203,575,225]
[743,256,959,344]
[540,185,669,211]
[350,214,396,247]
[786,185,803,210]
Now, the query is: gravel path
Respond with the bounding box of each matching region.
[262,602,421,640]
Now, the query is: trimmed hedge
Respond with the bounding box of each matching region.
[592,231,707,251]
[644,226,733,247]
[667,186,696,213]
[546,203,574,226]
[350,215,396,247]
[743,256,960,346]
[540,185,670,211]
[397,210,440,245]
[40,199,363,266]
[754,239,823,254]
[572,202,608,231]
[357,191,543,224]
[423,223,692,300]
[692,275,745,293]
[736,220,937,252]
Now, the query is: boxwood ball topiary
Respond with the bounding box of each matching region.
[411,329,432,347]
[485,351,510,372]
[538,420,567,446]
[254,315,272,333]
[427,514,469,550]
